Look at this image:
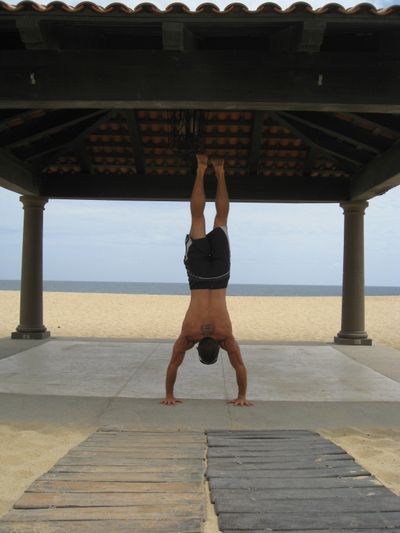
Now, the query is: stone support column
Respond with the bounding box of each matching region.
[12,196,50,339]
[334,200,371,345]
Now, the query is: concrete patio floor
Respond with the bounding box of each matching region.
[1,338,400,429]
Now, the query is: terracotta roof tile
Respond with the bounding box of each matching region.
[1,1,399,15]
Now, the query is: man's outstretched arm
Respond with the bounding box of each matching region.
[221,337,253,406]
[161,336,194,406]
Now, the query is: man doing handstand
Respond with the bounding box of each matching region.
[161,154,252,407]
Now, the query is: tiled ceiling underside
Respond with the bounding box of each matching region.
[2,109,397,181]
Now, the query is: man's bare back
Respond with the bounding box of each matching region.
[181,289,232,343]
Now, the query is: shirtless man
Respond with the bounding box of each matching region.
[161,154,252,407]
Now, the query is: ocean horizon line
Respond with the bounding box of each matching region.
[1,279,399,297]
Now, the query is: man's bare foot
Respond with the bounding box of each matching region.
[196,153,208,169]
[210,158,224,175]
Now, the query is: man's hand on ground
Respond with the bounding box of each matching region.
[160,397,183,406]
[227,398,254,407]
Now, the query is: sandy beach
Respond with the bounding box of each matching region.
[1,290,400,523]
[1,291,399,349]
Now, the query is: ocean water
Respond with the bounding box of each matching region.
[0,280,399,296]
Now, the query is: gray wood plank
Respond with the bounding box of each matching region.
[209,477,380,490]
[218,511,400,530]
[14,492,204,509]
[0,519,202,532]
[3,505,204,521]
[210,486,391,501]
[207,466,369,478]
[206,430,317,437]
[208,444,343,455]
[207,452,349,462]
[49,464,203,474]
[57,456,203,466]
[40,471,203,482]
[208,448,346,458]
[207,458,354,469]
[222,530,400,533]
[27,480,203,493]
[208,437,333,447]
[214,495,400,514]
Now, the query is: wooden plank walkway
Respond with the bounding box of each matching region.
[0,428,206,533]
[206,430,400,532]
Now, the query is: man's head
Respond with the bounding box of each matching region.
[197,337,220,365]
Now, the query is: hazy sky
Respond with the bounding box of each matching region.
[1,0,399,287]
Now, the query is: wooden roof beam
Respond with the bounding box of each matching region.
[3,110,104,150]
[270,112,362,170]
[281,112,387,154]
[350,140,400,200]
[29,111,114,171]
[39,172,349,202]
[0,148,38,195]
[1,50,399,112]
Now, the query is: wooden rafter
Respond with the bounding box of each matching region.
[124,110,146,175]
[351,140,400,200]
[248,112,265,175]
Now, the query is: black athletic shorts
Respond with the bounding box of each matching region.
[184,226,231,290]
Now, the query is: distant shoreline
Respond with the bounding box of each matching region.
[1,280,399,297]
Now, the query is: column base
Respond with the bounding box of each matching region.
[334,335,372,346]
[11,330,51,340]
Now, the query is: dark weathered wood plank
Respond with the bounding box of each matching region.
[207,440,342,450]
[0,519,202,532]
[218,511,400,530]
[210,485,391,502]
[209,476,379,490]
[207,452,348,462]
[207,430,400,533]
[215,495,400,514]
[207,458,353,469]
[207,466,369,478]
[222,530,400,533]
[206,430,317,436]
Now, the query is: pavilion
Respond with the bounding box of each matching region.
[1,0,399,343]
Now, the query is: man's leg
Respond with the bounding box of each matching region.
[211,159,229,228]
[190,154,208,239]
